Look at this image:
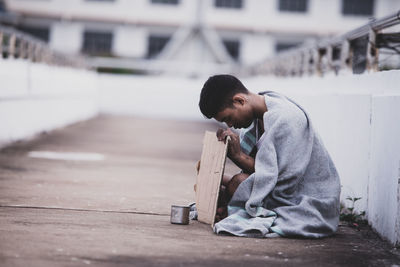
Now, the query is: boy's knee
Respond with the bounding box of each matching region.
[227,173,249,197]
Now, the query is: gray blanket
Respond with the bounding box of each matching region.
[214,91,341,238]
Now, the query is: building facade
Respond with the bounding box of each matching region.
[2,0,399,75]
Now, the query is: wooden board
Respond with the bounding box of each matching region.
[195,131,229,227]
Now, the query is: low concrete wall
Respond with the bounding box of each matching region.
[98,74,205,120]
[368,95,400,245]
[0,59,99,148]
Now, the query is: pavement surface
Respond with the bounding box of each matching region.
[0,115,399,267]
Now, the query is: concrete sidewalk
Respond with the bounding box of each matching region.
[0,115,399,267]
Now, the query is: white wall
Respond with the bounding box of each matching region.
[368,95,400,245]
[241,34,274,65]
[98,74,205,120]
[113,26,147,58]
[203,0,396,34]
[50,22,83,54]
[5,0,196,26]
[0,59,99,148]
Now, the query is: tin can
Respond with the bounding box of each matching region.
[170,205,190,225]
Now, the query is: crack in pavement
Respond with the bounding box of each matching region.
[0,205,169,217]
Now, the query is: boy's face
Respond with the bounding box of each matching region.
[214,95,253,129]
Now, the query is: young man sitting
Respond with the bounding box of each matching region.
[199,74,341,238]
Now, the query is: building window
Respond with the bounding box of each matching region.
[147,35,170,58]
[17,26,50,42]
[275,42,301,53]
[279,0,308,13]
[215,0,243,9]
[342,0,374,16]
[223,39,240,61]
[0,1,6,12]
[151,0,179,5]
[82,31,113,56]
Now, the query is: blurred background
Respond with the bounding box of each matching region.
[1,0,399,76]
[1,0,400,246]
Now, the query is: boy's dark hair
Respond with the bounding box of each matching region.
[199,74,249,119]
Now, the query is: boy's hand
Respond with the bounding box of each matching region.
[195,160,200,174]
[216,128,241,161]
[217,129,255,174]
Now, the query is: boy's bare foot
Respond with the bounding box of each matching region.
[215,186,230,222]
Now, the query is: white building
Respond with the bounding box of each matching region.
[2,0,399,75]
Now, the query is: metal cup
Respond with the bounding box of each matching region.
[170,205,190,225]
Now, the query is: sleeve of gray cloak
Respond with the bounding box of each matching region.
[215,96,340,238]
[245,106,315,216]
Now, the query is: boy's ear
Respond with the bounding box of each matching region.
[232,93,246,106]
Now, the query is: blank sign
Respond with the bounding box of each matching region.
[195,131,229,226]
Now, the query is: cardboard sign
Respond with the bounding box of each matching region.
[195,131,229,226]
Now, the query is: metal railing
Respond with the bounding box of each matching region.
[246,10,400,77]
[0,25,86,68]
